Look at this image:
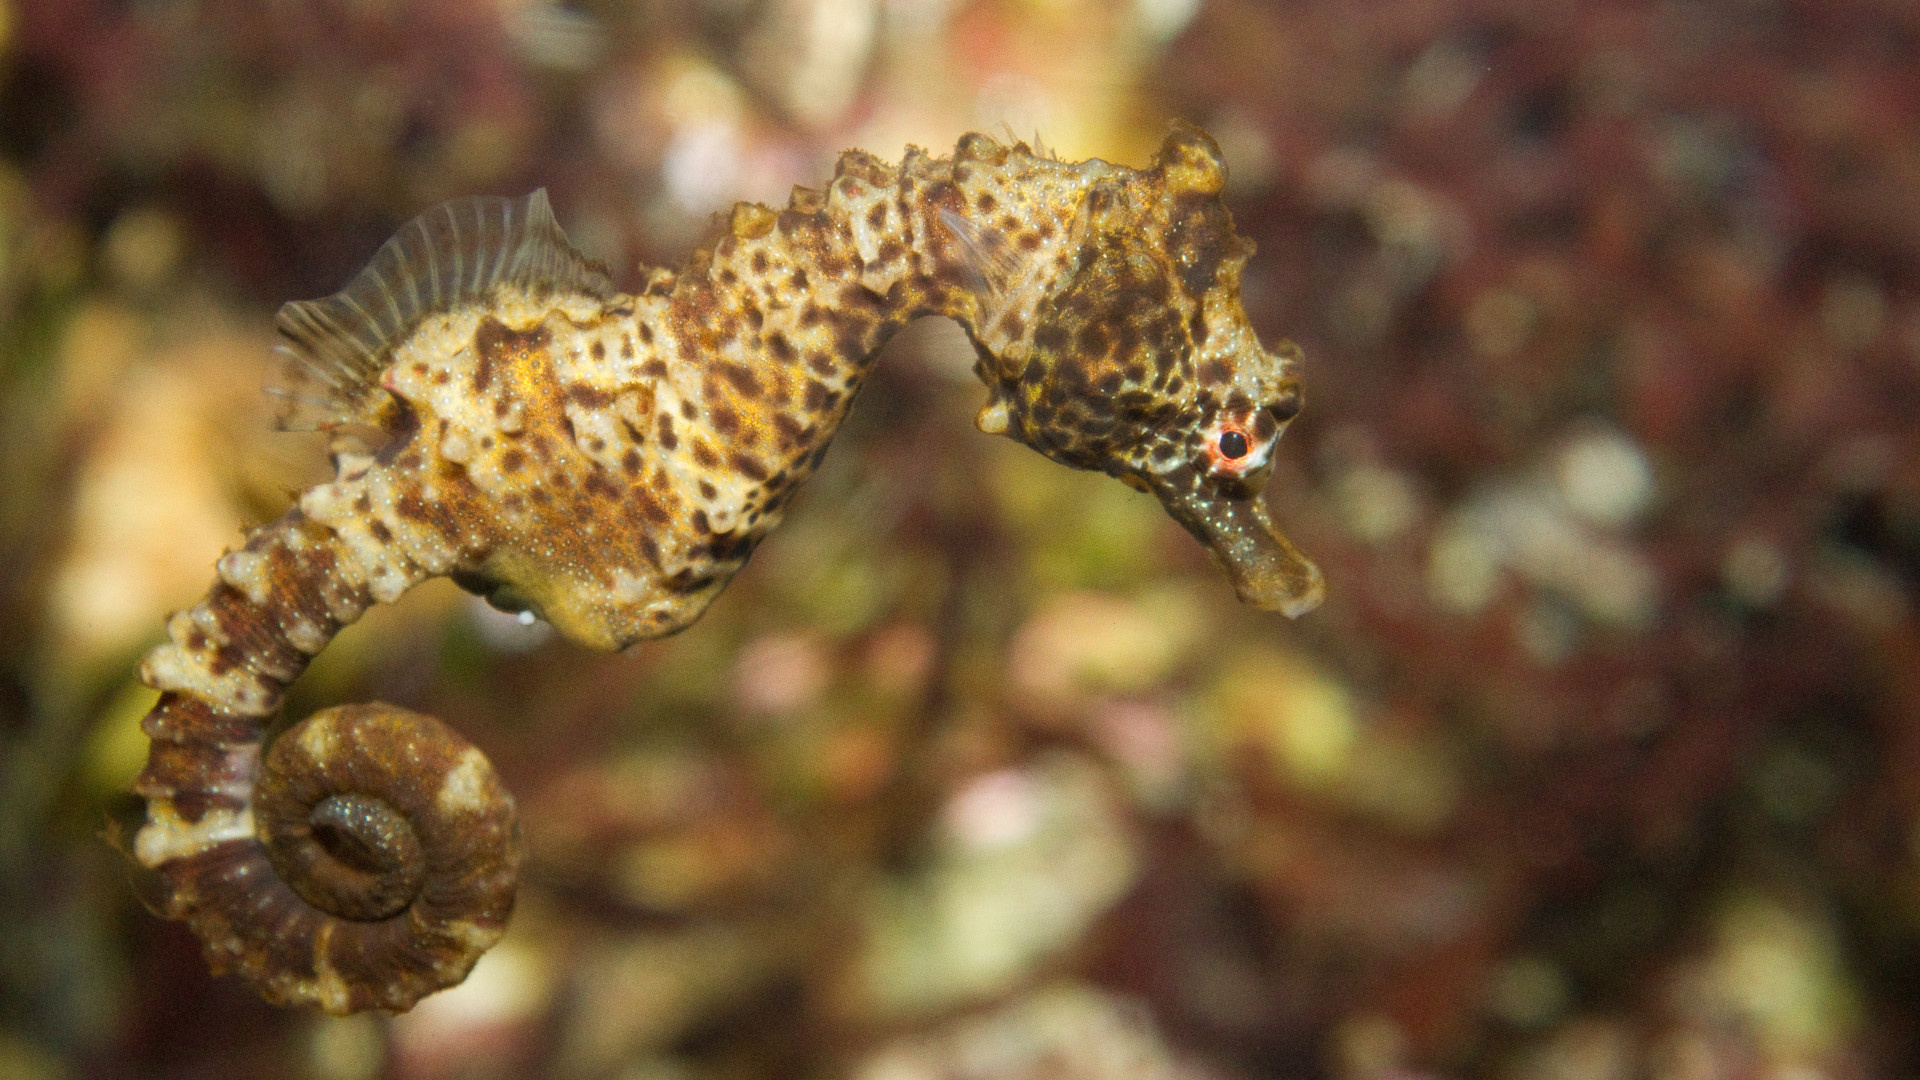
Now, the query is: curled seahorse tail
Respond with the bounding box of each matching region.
[132,512,521,1014]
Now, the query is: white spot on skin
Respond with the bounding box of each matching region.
[311,921,356,1015]
[135,801,256,866]
[138,643,282,716]
[297,713,341,763]
[299,482,350,523]
[368,565,411,604]
[442,918,505,951]
[188,605,229,644]
[609,570,649,605]
[136,643,190,689]
[216,549,275,605]
[436,749,495,815]
[282,614,330,654]
[441,430,475,463]
[334,449,376,480]
[976,398,1010,434]
[319,580,367,625]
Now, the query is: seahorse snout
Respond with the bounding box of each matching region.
[1153,481,1325,618]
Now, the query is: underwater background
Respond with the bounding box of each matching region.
[3,0,1919,1077]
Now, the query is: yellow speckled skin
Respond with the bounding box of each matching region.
[130,125,1322,1014]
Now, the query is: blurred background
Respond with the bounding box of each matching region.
[3,0,1919,1077]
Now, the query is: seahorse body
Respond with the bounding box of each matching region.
[133,125,1323,1013]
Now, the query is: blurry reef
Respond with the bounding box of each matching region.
[4,0,1920,1078]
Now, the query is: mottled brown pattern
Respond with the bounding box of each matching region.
[131,124,1320,1013]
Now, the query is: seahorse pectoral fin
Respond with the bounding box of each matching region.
[1155,484,1325,618]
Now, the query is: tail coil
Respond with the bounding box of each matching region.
[138,189,591,1012]
[133,515,521,1014]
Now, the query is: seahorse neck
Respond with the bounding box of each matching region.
[649,140,1110,467]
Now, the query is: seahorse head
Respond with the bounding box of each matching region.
[972,125,1325,617]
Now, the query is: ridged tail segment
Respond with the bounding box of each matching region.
[132,509,521,1015]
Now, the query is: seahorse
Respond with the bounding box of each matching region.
[130,124,1324,1014]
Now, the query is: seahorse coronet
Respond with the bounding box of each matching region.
[131,124,1322,1013]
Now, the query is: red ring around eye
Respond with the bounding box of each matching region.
[1218,427,1250,460]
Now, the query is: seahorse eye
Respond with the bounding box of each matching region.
[1218,429,1250,460]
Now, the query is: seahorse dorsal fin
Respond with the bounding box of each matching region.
[270,189,613,431]
[938,207,1025,298]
